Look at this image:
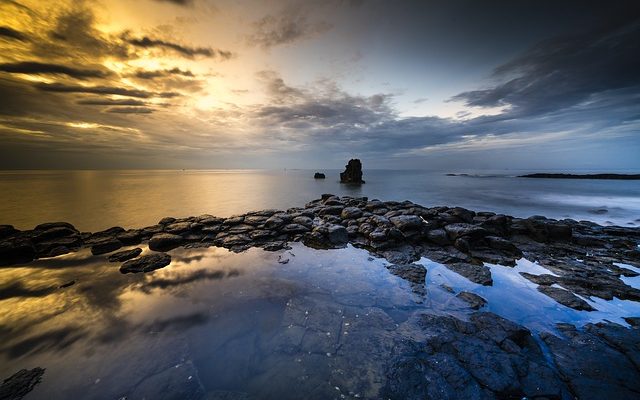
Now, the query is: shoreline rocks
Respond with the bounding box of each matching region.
[1,195,638,312]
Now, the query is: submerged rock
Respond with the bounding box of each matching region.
[339,159,365,184]
[120,253,171,273]
[0,367,45,400]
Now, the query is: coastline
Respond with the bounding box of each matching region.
[2,194,640,399]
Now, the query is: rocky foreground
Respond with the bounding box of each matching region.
[2,194,639,310]
[2,195,640,399]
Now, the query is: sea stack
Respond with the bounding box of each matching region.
[340,159,365,184]
[314,172,326,179]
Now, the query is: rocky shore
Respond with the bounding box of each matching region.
[2,194,640,308]
[2,195,640,399]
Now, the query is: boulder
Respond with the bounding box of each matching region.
[389,215,424,232]
[108,247,143,262]
[120,253,171,273]
[339,158,365,183]
[0,238,36,265]
[90,238,122,255]
[149,233,183,251]
[313,172,326,179]
[0,225,18,240]
[341,207,363,220]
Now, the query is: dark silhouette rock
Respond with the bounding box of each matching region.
[0,367,45,400]
[108,247,143,262]
[313,172,325,179]
[120,253,171,273]
[149,233,183,251]
[340,159,365,183]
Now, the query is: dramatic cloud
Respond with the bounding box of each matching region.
[106,107,154,114]
[0,26,26,41]
[35,83,155,98]
[247,10,332,48]
[133,68,195,79]
[153,0,194,6]
[76,98,147,106]
[0,61,110,79]
[452,16,640,117]
[125,35,232,59]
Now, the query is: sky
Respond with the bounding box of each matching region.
[0,0,639,170]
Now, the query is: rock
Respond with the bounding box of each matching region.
[281,224,309,234]
[108,247,143,262]
[90,238,122,255]
[541,323,640,399]
[32,226,78,242]
[0,225,18,240]
[164,222,192,234]
[221,234,251,247]
[537,286,595,311]
[389,215,423,232]
[304,224,348,248]
[149,233,184,251]
[444,223,487,240]
[340,207,363,220]
[386,263,426,285]
[444,262,493,286]
[292,216,313,227]
[425,228,451,245]
[264,216,285,229]
[317,205,344,216]
[0,367,45,400]
[116,229,142,245]
[34,222,75,231]
[456,291,487,309]
[120,253,171,273]
[313,172,325,179]
[158,217,176,225]
[0,238,36,265]
[222,216,244,226]
[249,230,273,240]
[339,158,365,184]
[484,236,521,255]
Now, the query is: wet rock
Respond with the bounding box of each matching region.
[292,216,313,227]
[262,241,289,251]
[389,215,424,234]
[0,367,45,400]
[221,234,252,247]
[34,222,75,231]
[116,229,142,245]
[227,224,255,234]
[444,262,493,286]
[484,236,521,256]
[384,312,568,400]
[339,158,365,184]
[281,224,309,234]
[444,223,487,240]
[249,230,273,240]
[318,205,344,216]
[222,216,244,226]
[6,240,39,264]
[120,253,171,273]
[264,216,285,230]
[386,263,426,285]
[304,224,348,249]
[341,207,363,220]
[32,226,78,242]
[313,172,325,179]
[537,285,595,311]
[243,215,268,226]
[90,238,122,255]
[0,225,18,240]
[158,217,176,225]
[456,291,487,309]
[541,323,640,399]
[149,233,184,251]
[108,247,143,262]
[164,221,192,234]
[425,228,451,245]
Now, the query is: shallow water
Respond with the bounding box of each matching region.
[1,169,639,231]
[1,244,638,399]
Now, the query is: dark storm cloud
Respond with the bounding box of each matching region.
[247,9,331,48]
[106,106,154,114]
[77,98,147,106]
[35,82,154,98]
[133,67,195,79]
[153,0,194,6]
[0,26,26,41]
[0,61,110,79]
[124,35,232,59]
[452,15,640,117]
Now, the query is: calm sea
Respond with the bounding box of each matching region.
[1,169,639,231]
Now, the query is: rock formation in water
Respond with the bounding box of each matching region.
[340,159,365,183]
[313,172,325,179]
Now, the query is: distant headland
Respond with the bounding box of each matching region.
[519,173,640,180]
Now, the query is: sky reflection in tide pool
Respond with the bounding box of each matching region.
[1,244,639,399]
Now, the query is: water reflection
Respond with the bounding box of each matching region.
[0,244,638,399]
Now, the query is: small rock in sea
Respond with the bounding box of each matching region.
[339,159,365,184]
[120,253,171,274]
[456,291,487,310]
[0,367,45,400]
[313,172,326,179]
[108,247,143,262]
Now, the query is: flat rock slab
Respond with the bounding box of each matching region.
[456,291,487,310]
[444,262,493,286]
[0,367,45,400]
[108,247,143,262]
[120,253,171,274]
[537,285,595,311]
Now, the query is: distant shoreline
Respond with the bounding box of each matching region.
[519,173,640,180]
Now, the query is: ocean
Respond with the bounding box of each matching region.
[1,169,639,231]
